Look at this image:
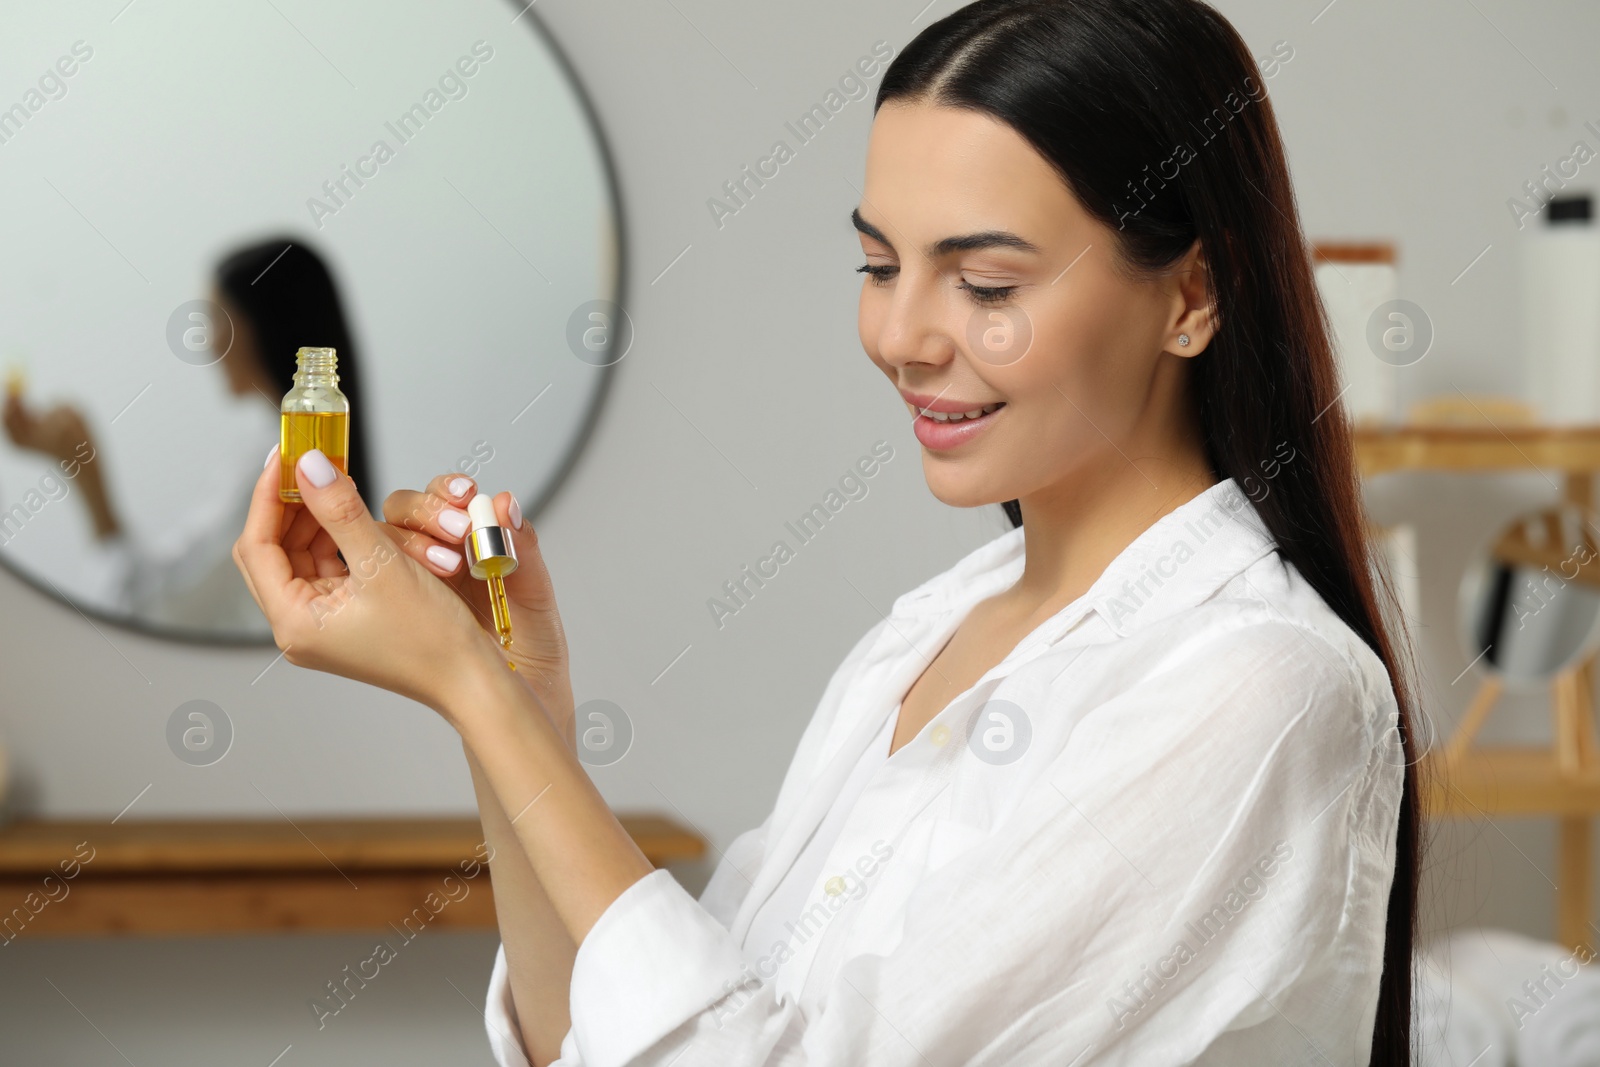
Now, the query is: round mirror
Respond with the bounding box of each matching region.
[0,0,623,643]
[1457,504,1600,685]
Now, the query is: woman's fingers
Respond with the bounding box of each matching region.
[431,472,478,505]
[488,491,556,615]
[383,483,548,615]
[383,473,476,543]
[233,447,296,621]
[308,526,348,580]
[399,527,466,577]
[370,471,493,581]
[281,501,325,569]
[481,490,571,682]
[233,447,272,611]
[289,449,392,570]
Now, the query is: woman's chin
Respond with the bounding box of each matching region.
[922,468,1013,510]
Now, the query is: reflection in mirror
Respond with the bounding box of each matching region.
[0,1,622,644]
[1458,505,1600,684]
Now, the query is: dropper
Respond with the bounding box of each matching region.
[464,493,519,666]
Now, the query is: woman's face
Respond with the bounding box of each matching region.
[855,100,1210,510]
[208,286,262,397]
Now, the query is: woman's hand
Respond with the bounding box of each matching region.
[380,472,576,747]
[4,390,119,537]
[2,393,93,464]
[235,447,653,970]
[233,445,513,719]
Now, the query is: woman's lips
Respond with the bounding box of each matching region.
[909,401,1006,450]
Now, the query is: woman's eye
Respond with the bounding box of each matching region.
[958,279,1016,306]
[856,263,897,286]
[857,263,1016,306]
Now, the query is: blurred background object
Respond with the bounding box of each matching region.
[1522,193,1600,424]
[1416,926,1600,1067]
[1314,241,1400,425]
[1461,504,1600,682]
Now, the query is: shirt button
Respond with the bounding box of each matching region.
[930,723,951,747]
[824,875,846,896]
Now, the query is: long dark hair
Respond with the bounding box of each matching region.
[216,239,373,504]
[878,2,1421,1062]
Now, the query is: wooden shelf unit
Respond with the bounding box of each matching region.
[1356,422,1600,951]
[1354,423,1600,479]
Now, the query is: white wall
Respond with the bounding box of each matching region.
[2,0,1595,1061]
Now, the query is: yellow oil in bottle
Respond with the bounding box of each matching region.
[280,411,349,502]
[279,346,350,504]
[487,575,513,648]
[465,494,518,671]
[476,558,514,648]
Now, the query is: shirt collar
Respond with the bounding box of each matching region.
[890,478,1278,641]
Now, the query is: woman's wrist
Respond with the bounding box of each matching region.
[440,634,576,750]
[515,656,577,751]
[77,464,120,539]
[448,645,657,945]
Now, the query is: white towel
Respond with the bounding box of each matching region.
[1436,927,1600,1067]
[1414,942,1510,1067]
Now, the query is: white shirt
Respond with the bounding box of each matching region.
[484,477,1405,1067]
[77,404,275,636]
[739,706,896,970]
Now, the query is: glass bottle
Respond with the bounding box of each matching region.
[279,346,350,503]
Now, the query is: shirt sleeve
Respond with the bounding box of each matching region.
[489,615,1401,1067]
[482,818,773,1067]
[76,465,262,628]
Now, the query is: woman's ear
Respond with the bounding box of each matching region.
[1168,238,1218,357]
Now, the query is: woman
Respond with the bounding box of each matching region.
[3,237,371,633]
[234,1,1420,1063]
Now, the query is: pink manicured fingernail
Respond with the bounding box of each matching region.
[426,545,462,572]
[508,494,523,529]
[264,444,278,469]
[448,477,473,499]
[439,508,470,538]
[298,449,337,488]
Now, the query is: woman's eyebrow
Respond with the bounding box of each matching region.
[850,206,1041,257]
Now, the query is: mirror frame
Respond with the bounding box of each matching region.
[1456,503,1600,689]
[0,0,628,648]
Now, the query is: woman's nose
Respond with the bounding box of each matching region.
[873,282,957,370]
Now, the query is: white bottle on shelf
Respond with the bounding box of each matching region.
[1313,243,1400,425]
[1521,192,1600,424]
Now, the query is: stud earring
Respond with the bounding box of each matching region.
[1177,333,1191,347]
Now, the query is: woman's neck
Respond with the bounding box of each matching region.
[1009,442,1216,618]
